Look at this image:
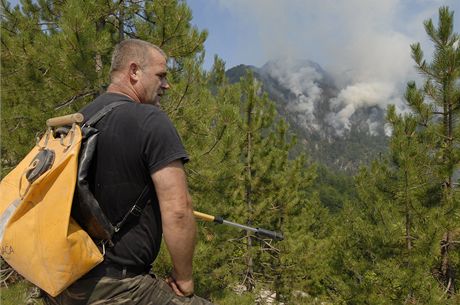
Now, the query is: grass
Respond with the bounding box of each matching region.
[0,280,44,305]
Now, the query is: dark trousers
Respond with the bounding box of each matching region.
[43,264,215,305]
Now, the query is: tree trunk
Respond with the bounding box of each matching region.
[244,101,255,292]
[118,1,125,41]
[404,169,412,251]
[95,17,105,94]
[440,231,456,294]
[439,83,455,296]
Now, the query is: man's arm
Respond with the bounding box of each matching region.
[151,160,196,296]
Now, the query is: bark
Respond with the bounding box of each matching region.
[405,169,412,251]
[95,17,105,94]
[118,1,125,41]
[440,231,456,294]
[244,102,255,292]
[439,81,456,296]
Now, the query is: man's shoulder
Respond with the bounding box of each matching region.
[80,93,130,112]
[80,93,165,122]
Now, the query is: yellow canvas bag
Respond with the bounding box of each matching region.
[0,114,103,297]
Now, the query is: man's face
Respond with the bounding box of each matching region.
[138,49,169,106]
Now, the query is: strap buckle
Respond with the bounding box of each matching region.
[129,204,142,217]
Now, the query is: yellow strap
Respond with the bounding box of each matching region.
[18,161,37,199]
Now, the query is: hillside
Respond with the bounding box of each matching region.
[226,59,389,173]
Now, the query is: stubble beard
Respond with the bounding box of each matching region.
[142,87,159,106]
[153,95,161,107]
[148,90,162,107]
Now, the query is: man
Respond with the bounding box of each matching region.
[44,39,214,304]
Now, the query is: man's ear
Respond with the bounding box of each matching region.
[129,62,140,82]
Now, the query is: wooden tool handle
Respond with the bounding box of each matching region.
[193,211,215,222]
[46,113,84,127]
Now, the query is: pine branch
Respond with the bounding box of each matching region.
[134,11,155,25]
[55,90,96,110]
[161,14,187,46]
[201,125,227,157]
[168,42,202,58]
[161,33,188,46]
[172,74,192,112]
[52,75,77,91]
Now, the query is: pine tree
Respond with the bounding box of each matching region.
[386,104,445,303]
[331,6,460,304]
[1,0,206,176]
[180,67,333,304]
[409,7,460,297]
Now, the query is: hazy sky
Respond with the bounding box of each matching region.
[188,0,460,72]
[7,0,459,74]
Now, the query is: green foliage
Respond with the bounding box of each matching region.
[314,164,357,213]
[169,65,330,302]
[0,281,43,305]
[404,7,460,299]
[0,0,206,176]
[328,6,460,304]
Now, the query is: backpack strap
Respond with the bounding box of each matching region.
[83,101,129,127]
[114,185,153,233]
[81,100,153,237]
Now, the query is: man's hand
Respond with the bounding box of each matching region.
[166,271,194,297]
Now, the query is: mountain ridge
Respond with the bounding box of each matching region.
[226,59,389,173]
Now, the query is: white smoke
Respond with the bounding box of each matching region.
[263,59,323,130]
[328,82,403,133]
[211,0,459,135]
[384,123,394,137]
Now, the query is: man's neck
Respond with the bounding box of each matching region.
[107,82,141,103]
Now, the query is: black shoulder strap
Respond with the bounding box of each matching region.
[114,185,153,233]
[84,101,129,127]
[83,100,153,235]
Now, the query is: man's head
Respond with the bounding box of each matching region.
[109,39,169,106]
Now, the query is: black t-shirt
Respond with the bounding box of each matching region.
[80,93,189,269]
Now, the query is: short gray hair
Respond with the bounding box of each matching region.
[110,39,166,77]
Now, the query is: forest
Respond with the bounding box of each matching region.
[0,1,459,304]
